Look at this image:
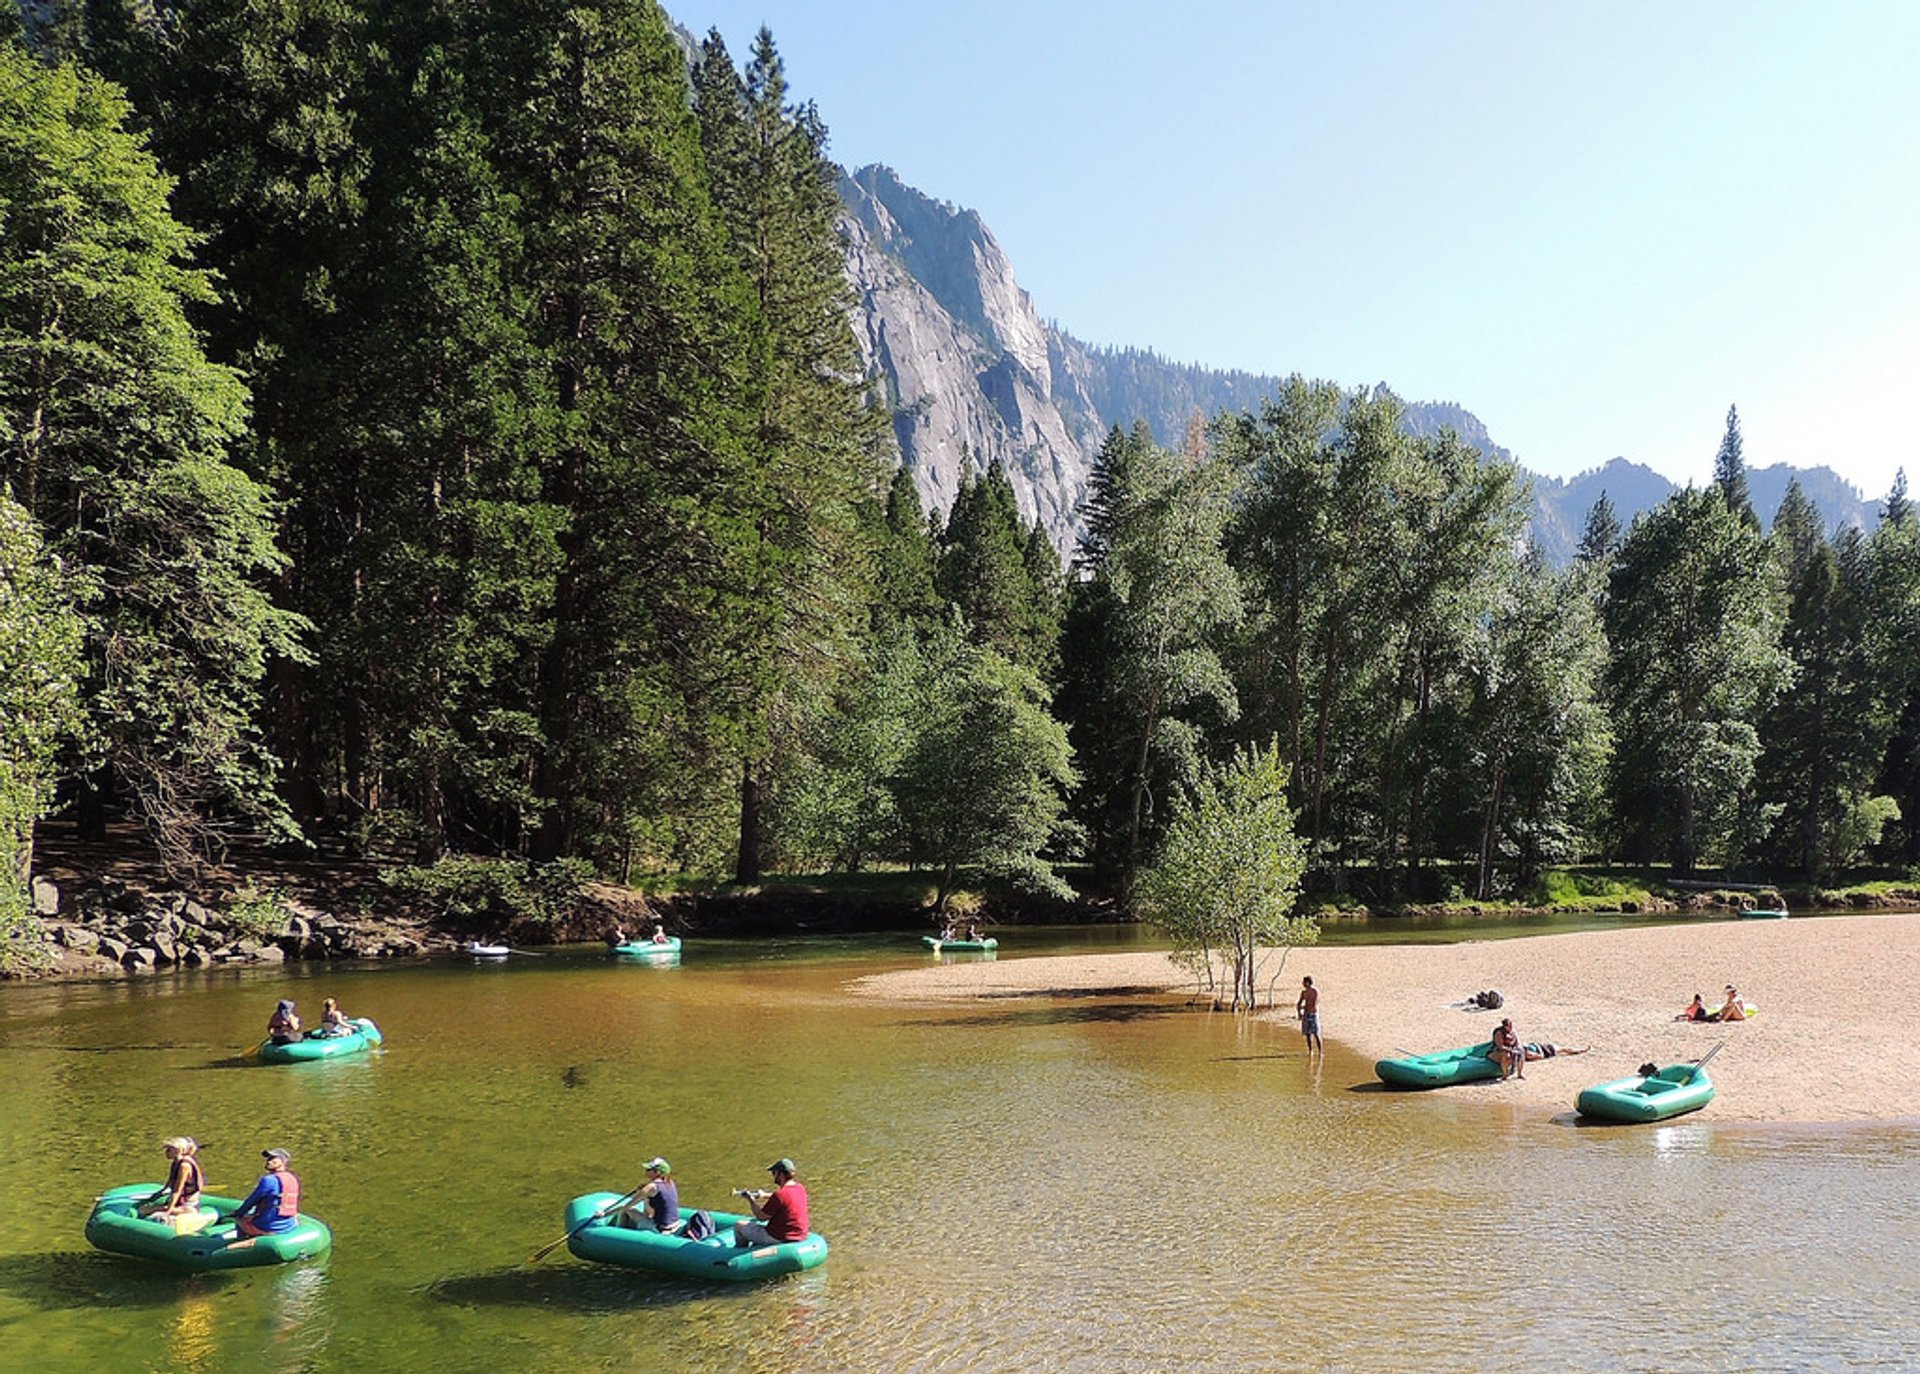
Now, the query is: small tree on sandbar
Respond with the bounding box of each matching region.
[1135,739,1315,1011]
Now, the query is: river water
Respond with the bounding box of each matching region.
[2,926,1916,1372]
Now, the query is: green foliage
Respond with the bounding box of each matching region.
[224,885,290,941]
[937,460,1061,674]
[0,495,85,870]
[892,620,1077,912]
[1060,421,1242,881]
[380,855,593,937]
[1519,869,1657,912]
[1136,740,1313,1011]
[1604,487,1787,872]
[0,46,307,873]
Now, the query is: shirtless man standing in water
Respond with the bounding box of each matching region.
[1296,976,1322,1055]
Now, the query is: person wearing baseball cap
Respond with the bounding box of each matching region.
[733,1157,808,1248]
[229,1147,301,1244]
[609,1156,679,1233]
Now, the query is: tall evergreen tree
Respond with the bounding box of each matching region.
[1712,404,1759,528]
[1575,493,1622,566]
[1062,426,1241,880]
[1759,525,1886,876]
[464,0,765,865]
[693,27,880,883]
[938,458,1054,671]
[0,47,306,870]
[1886,468,1911,528]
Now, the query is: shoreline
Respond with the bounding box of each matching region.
[850,912,1920,1126]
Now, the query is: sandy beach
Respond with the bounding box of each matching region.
[851,912,1920,1125]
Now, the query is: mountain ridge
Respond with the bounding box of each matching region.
[835,162,1879,559]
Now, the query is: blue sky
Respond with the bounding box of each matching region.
[684,1,1920,500]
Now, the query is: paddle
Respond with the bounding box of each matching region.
[1687,1040,1729,1080]
[505,948,549,957]
[527,1186,643,1265]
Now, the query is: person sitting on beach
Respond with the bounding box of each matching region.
[1675,992,1709,1022]
[266,1000,302,1045]
[611,1157,680,1232]
[139,1137,205,1218]
[1491,1017,1525,1079]
[1709,985,1748,1022]
[1522,1042,1589,1061]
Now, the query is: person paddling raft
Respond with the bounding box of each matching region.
[267,1000,302,1045]
[138,1137,205,1218]
[229,1148,300,1244]
[734,1157,808,1248]
[610,1157,680,1232]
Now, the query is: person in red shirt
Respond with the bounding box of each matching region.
[734,1157,809,1247]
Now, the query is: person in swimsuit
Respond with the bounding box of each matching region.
[139,1137,205,1218]
[1522,1042,1590,1061]
[1296,976,1322,1054]
[1675,993,1709,1022]
[1492,1018,1525,1079]
[1710,985,1748,1022]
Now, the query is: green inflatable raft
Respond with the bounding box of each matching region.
[922,935,997,952]
[564,1192,827,1282]
[86,1184,332,1270]
[1374,1041,1502,1089]
[1576,1063,1716,1123]
[612,937,681,958]
[257,1017,382,1064]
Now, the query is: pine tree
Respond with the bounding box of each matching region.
[1886,468,1911,528]
[0,48,306,871]
[1575,493,1622,566]
[463,0,765,864]
[1713,404,1759,529]
[694,26,881,883]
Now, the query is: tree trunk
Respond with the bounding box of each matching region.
[1477,762,1506,901]
[734,760,762,885]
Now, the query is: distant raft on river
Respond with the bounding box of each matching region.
[563,1191,827,1282]
[923,935,997,952]
[257,1018,382,1064]
[612,937,682,959]
[86,1185,332,1271]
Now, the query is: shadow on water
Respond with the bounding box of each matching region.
[185,1055,262,1070]
[424,1265,759,1313]
[906,1001,1187,1030]
[0,1250,242,1311]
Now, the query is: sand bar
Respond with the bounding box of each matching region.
[851,912,1920,1125]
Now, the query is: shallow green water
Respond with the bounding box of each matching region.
[3,932,1918,1372]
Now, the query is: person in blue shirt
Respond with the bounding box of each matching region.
[230,1148,302,1241]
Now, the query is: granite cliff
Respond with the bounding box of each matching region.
[836,164,1878,558]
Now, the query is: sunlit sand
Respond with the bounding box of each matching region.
[852,912,1920,1125]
